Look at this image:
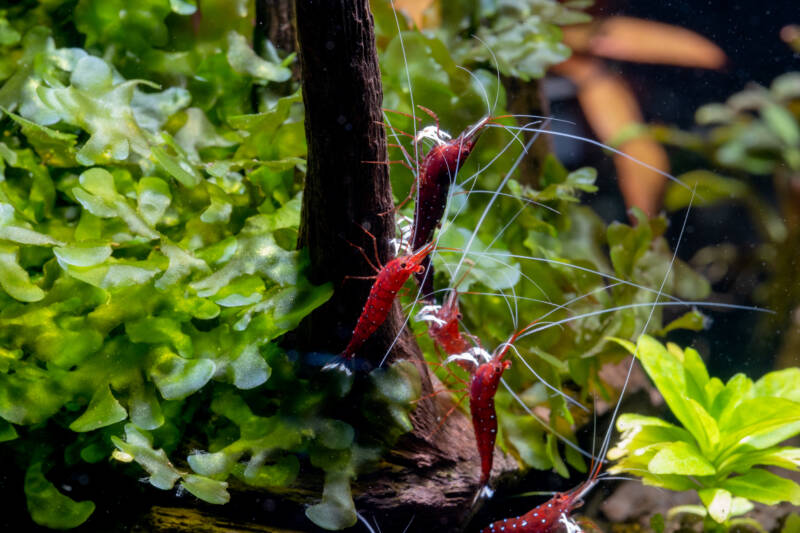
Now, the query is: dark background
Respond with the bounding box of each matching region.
[548,0,799,381]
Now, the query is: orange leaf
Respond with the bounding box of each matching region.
[394,0,435,29]
[614,139,669,217]
[554,57,668,215]
[564,17,726,69]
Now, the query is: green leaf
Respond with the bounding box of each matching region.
[709,372,752,419]
[721,446,800,474]
[665,170,750,210]
[25,462,95,529]
[149,349,215,400]
[772,73,800,101]
[36,55,156,165]
[127,316,193,357]
[111,424,181,490]
[180,475,229,504]
[720,397,800,451]
[782,513,800,533]
[0,244,44,301]
[656,309,708,335]
[226,31,291,83]
[719,469,800,506]
[762,103,800,145]
[128,381,164,430]
[190,215,303,296]
[434,225,520,291]
[236,455,299,488]
[698,488,733,523]
[0,418,18,442]
[683,397,720,451]
[151,143,202,188]
[54,242,113,267]
[137,177,172,227]
[627,336,710,449]
[647,441,716,476]
[305,471,357,530]
[546,432,569,478]
[1,106,79,166]
[682,346,710,396]
[69,385,128,432]
[75,0,173,53]
[752,368,800,403]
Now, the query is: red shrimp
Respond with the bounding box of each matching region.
[479,463,603,533]
[416,289,487,372]
[471,354,512,492]
[325,240,435,372]
[469,324,531,495]
[410,113,492,299]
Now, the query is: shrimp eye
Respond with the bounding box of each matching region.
[456,313,463,319]
[400,262,407,269]
[494,366,501,373]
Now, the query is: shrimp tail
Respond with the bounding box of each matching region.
[322,355,355,375]
[473,483,495,505]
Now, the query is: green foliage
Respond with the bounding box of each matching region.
[659,72,800,215]
[25,462,96,529]
[609,336,800,523]
[433,0,590,81]
[0,2,422,530]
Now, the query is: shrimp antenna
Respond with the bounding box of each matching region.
[491,122,693,192]
[470,33,501,114]
[574,186,698,503]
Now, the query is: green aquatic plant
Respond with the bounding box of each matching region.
[0,2,426,530]
[609,335,800,524]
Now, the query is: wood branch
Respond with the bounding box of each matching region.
[294,0,398,361]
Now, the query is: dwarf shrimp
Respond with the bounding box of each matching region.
[408,112,495,299]
[324,238,435,373]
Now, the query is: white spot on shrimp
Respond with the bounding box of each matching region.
[414,125,451,146]
[559,513,581,533]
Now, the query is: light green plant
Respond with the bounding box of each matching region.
[609,335,800,524]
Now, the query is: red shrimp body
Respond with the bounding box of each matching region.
[427,291,472,357]
[470,356,512,487]
[340,242,434,362]
[411,117,489,298]
[480,489,587,533]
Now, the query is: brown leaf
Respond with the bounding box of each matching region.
[553,57,669,215]
[564,16,726,69]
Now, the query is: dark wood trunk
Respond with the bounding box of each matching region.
[293,0,398,362]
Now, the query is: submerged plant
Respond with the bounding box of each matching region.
[609,335,800,524]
